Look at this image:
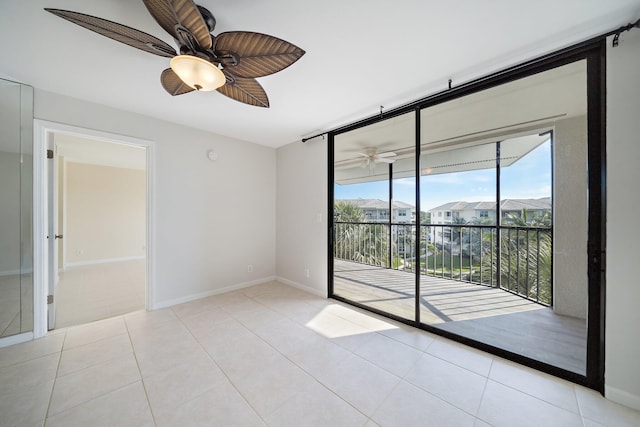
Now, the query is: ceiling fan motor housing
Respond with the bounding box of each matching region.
[197,5,216,33]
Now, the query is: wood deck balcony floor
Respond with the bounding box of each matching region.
[333,259,587,374]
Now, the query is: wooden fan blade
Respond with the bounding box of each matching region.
[172,0,212,49]
[160,68,195,96]
[142,1,178,40]
[45,8,177,58]
[217,73,269,108]
[214,31,305,78]
[143,0,212,50]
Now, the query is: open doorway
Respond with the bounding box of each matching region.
[51,134,147,328]
[33,120,154,334]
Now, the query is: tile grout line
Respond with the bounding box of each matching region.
[397,358,486,421]
[485,374,584,417]
[241,289,429,411]
[486,357,585,416]
[236,290,404,422]
[220,295,326,419]
[42,329,67,425]
[174,308,270,426]
[574,384,589,427]
[368,379,405,425]
[184,289,373,422]
[423,338,494,377]
[247,288,496,421]
[44,321,142,422]
[474,358,494,425]
[9,281,637,426]
[123,314,158,427]
[238,294,370,424]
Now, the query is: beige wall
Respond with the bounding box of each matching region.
[64,162,146,265]
[605,30,640,410]
[553,115,588,319]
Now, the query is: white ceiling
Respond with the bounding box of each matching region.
[1,0,638,148]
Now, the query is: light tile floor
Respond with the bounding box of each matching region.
[1,281,639,426]
[0,273,33,337]
[55,260,146,328]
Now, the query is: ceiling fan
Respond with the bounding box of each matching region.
[45,0,306,108]
[357,148,396,174]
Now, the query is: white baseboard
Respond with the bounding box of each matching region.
[65,256,145,269]
[276,276,327,298]
[152,276,277,310]
[0,332,34,348]
[605,385,640,411]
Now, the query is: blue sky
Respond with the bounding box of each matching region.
[335,140,551,211]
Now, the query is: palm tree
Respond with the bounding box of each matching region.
[488,207,552,304]
[334,200,365,223]
[334,201,389,266]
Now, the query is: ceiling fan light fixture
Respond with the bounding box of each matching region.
[170,55,225,91]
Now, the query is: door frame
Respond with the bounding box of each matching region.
[33,120,156,337]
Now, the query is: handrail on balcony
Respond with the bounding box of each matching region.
[333,221,552,306]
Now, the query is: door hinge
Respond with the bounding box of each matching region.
[47,295,53,304]
[47,149,54,159]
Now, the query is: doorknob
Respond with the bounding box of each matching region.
[55,234,63,239]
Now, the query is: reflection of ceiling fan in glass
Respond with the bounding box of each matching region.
[357,148,396,174]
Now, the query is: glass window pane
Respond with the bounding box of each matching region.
[418,60,587,375]
[333,112,416,320]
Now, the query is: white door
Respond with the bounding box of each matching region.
[46,139,59,330]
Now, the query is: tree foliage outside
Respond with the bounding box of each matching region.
[333,202,552,306]
[334,201,389,266]
[493,208,552,304]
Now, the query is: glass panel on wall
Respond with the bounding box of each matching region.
[419,142,497,324]
[418,60,587,375]
[330,54,599,384]
[333,112,416,320]
[0,78,34,338]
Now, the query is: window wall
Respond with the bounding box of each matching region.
[330,43,604,390]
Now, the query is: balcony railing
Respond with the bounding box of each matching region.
[333,221,552,306]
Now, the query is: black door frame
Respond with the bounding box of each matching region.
[328,38,606,392]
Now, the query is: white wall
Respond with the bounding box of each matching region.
[605,30,640,410]
[64,162,146,266]
[35,90,276,307]
[276,138,327,296]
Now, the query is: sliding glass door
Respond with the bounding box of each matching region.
[333,112,416,320]
[330,42,604,390]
